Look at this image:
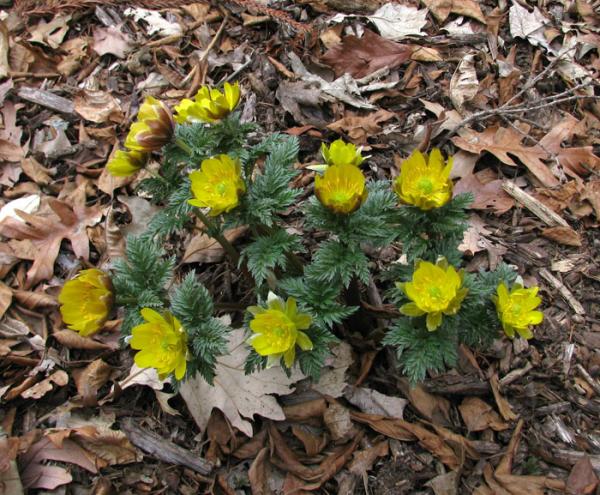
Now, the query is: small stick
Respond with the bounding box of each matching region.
[576,364,600,397]
[539,268,585,315]
[502,181,569,227]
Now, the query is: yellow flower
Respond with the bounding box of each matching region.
[124,96,175,152]
[58,268,113,336]
[393,148,453,210]
[314,162,368,215]
[493,283,543,340]
[321,139,364,167]
[399,259,468,331]
[174,82,241,124]
[248,293,313,368]
[106,150,148,177]
[130,308,188,380]
[188,154,246,216]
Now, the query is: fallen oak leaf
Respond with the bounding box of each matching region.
[93,25,133,59]
[422,0,486,24]
[328,109,395,144]
[180,328,304,437]
[20,370,68,400]
[0,185,103,288]
[452,126,559,187]
[321,29,412,79]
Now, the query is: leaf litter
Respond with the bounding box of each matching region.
[1,0,599,492]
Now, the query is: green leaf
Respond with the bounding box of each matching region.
[241,228,304,284]
[306,239,370,288]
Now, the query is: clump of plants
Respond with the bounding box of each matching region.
[58,83,544,386]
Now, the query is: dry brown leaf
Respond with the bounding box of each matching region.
[20,157,53,185]
[398,379,452,426]
[0,282,12,319]
[454,172,515,214]
[541,225,582,247]
[422,0,486,24]
[323,401,359,442]
[57,36,89,76]
[581,180,600,220]
[291,425,327,456]
[180,328,304,437]
[490,374,518,421]
[12,289,58,310]
[0,183,103,287]
[311,342,353,398]
[20,370,68,400]
[348,439,388,476]
[453,126,559,187]
[28,15,71,49]
[344,386,408,418]
[328,109,395,144]
[458,397,509,432]
[321,29,412,78]
[93,26,133,59]
[183,226,247,264]
[53,329,115,350]
[0,139,24,162]
[74,89,124,124]
[566,456,599,495]
[73,359,113,405]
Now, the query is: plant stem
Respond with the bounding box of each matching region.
[194,209,240,265]
[175,138,194,156]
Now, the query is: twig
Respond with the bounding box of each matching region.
[576,364,600,397]
[502,181,569,227]
[539,268,586,315]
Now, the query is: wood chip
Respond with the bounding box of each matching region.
[17,87,74,114]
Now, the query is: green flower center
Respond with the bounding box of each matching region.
[216,182,228,195]
[428,286,443,300]
[331,191,352,203]
[417,177,434,194]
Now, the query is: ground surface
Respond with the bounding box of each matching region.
[0,0,599,494]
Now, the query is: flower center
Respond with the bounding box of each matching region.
[417,177,434,194]
[428,286,443,300]
[216,182,228,196]
[331,190,352,203]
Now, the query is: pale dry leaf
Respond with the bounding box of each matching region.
[183,226,247,264]
[0,316,30,338]
[93,25,133,59]
[311,342,353,397]
[344,386,408,418]
[28,15,71,49]
[117,194,161,239]
[368,3,428,40]
[21,370,69,399]
[422,0,486,24]
[57,36,89,76]
[124,8,182,37]
[508,2,553,52]
[450,53,479,112]
[426,471,460,495]
[0,21,9,79]
[0,195,40,223]
[459,214,490,255]
[180,328,304,437]
[328,109,395,144]
[74,89,124,124]
[118,363,165,392]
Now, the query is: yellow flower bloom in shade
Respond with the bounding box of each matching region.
[493,282,543,340]
[399,259,468,331]
[106,150,148,177]
[124,96,175,152]
[130,308,188,380]
[188,154,246,216]
[393,148,453,210]
[248,293,313,368]
[174,82,241,124]
[321,139,364,167]
[58,268,113,337]
[314,162,368,215]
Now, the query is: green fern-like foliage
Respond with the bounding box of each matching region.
[304,180,398,246]
[241,228,304,285]
[237,135,301,227]
[142,179,194,241]
[395,193,473,266]
[305,239,370,288]
[279,276,356,329]
[383,317,458,384]
[112,236,175,335]
[170,272,229,384]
